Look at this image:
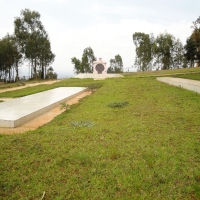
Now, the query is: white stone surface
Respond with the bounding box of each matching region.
[73,73,123,79]
[0,87,86,128]
[157,77,200,94]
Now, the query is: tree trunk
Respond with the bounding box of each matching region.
[45,65,46,79]
[41,61,44,79]
[8,67,11,82]
[34,57,37,80]
[15,62,19,82]
[31,59,33,79]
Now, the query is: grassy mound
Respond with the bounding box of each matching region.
[0,68,200,199]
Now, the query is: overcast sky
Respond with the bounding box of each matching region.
[0,0,199,78]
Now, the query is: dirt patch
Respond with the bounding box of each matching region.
[0,91,92,135]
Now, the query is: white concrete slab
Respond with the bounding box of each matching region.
[73,73,123,79]
[0,87,86,128]
[157,77,200,94]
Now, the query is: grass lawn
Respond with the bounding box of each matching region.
[0,78,103,98]
[123,67,200,78]
[0,79,57,90]
[172,72,200,81]
[0,69,200,199]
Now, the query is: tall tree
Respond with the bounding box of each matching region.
[107,59,115,73]
[71,57,82,74]
[184,37,196,67]
[71,47,96,74]
[133,32,154,71]
[14,9,55,80]
[133,31,186,70]
[37,36,55,79]
[153,33,174,70]
[171,38,187,69]
[0,34,22,82]
[114,54,123,73]
[107,54,123,73]
[191,16,200,66]
[45,66,57,79]
[81,47,96,73]
[184,16,200,67]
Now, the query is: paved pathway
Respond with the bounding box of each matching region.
[157,77,200,94]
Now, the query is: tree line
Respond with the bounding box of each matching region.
[72,17,199,74]
[133,16,200,71]
[0,9,56,82]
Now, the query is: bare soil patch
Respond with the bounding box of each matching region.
[0,91,91,135]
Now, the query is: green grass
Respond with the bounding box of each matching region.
[172,72,200,81]
[0,78,104,98]
[123,67,200,78]
[0,79,54,90]
[0,70,200,199]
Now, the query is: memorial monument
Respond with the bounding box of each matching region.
[73,57,123,79]
[93,58,107,74]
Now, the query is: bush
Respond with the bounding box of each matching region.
[108,101,129,108]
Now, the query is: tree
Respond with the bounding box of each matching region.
[133,32,154,71]
[191,16,200,31]
[71,57,82,74]
[171,38,187,69]
[184,16,200,67]
[0,34,22,82]
[71,47,96,74]
[107,59,115,73]
[153,33,175,70]
[153,33,187,70]
[37,36,55,79]
[81,47,96,73]
[191,16,200,66]
[14,9,55,80]
[107,54,123,73]
[184,37,196,67]
[46,66,57,79]
[133,31,186,70]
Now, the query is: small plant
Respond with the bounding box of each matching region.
[108,101,129,108]
[60,102,70,111]
[70,121,94,128]
[87,83,103,92]
[0,100,3,103]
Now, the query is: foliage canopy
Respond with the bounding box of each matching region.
[71,47,96,74]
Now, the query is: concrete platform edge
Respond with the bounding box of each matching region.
[0,88,87,128]
[157,77,200,94]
